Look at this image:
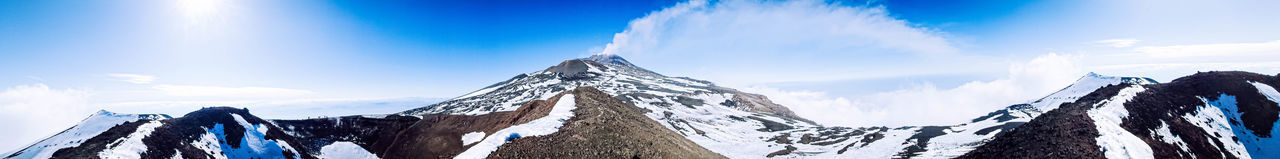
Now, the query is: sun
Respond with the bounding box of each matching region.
[175,0,226,26]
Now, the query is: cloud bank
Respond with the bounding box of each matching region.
[108,73,157,84]
[151,84,312,98]
[602,0,953,56]
[747,53,1083,126]
[1136,40,1280,58]
[1095,39,1139,48]
[0,84,95,152]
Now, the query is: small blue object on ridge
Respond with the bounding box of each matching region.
[505,133,522,142]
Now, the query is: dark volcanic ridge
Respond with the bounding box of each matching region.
[962,71,1280,159]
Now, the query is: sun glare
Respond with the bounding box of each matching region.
[175,0,225,26]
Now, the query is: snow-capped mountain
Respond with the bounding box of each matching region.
[746,72,1157,158]
[9,54,1278,159]
[4,111,170,159]
[398,54,823,158]
[393,54,1160,158]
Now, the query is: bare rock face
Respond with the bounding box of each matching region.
[544,60,608,79]
[489,87,726,159]
[730,92,806,122]
[378,92,571,159]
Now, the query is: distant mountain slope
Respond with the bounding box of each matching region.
[4,111,169,159]
[759,72,1157,158]
[962,71,1280,158]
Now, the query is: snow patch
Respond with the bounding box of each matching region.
[98,120,164,159]
[1032,73,1155,113]
[169,150,182,159]
[458,83,507,99]
[1223,82,1280,158]
[1150,121,1190,155]
[1254,82,1280,102]
[319,142,379,159]
[1184,95,1251,158]
[461,132,486,146]
[1086,85,1153,159]
[186,114,303,159]
[454,94,577,159]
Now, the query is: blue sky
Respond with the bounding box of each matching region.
[3,0,1280,151]
[0,0,678,98]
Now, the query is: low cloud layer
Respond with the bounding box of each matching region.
[1095,39,1139,48]
[108,73,157,84]
[746,53,1084,127]
[151,84,313,98]
[0,84,95,152]
[1135,40,1280,58]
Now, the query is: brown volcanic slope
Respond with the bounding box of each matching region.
[314,86,723,159]
[377,91,569,158]
[488,87,725,159]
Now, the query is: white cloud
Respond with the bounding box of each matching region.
[602,0,954,56]
[747,53,1084,127]
[0,84,96,152]
[1095,38,1139,48]
[593,0,968,86]
[108,73,157,84]
[1136,40,1280,58]
[151,84,312,98]
[741,86,889,126]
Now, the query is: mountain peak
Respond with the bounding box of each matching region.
[1085,72,1101,78]
[582,54,635,67]
[1078,72,1158,85]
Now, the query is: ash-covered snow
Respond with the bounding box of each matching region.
[318,142,379,159]
[1185,95,1252,158]
[190,127,226,159]
[1224,82,1280,158]
[168,150,181,159]
[4,110,167,159]
[1150,121,1190,155]
[97,120,164,159]
[460,132,486,146]
[1087,85,1153,159]
[187,114,303,159]
[454,94,577,159]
